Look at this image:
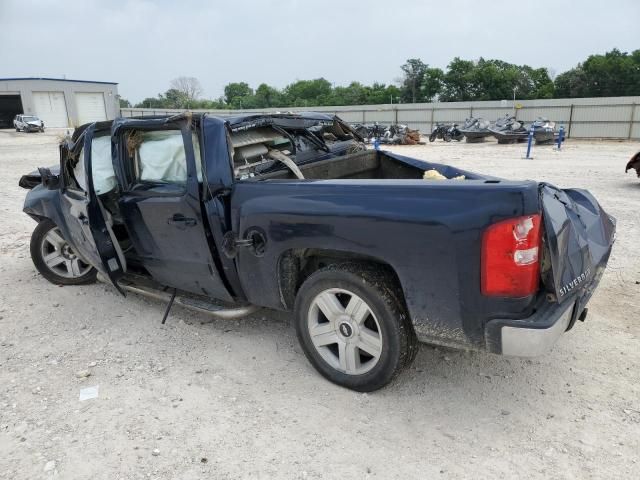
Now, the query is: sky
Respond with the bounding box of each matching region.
[1,0,639,103]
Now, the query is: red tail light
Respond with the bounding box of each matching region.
[481,214,542,297]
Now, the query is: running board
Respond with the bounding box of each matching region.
[114,277,259,321]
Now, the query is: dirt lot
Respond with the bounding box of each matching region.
[0,129,639,480]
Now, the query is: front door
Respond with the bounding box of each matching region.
[114,118,233,302]
[59,123,126,290]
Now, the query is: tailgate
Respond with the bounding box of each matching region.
[540,183,616,303]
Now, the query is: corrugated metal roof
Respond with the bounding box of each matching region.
[0,77,118,85]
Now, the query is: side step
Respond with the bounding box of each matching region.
[114,276,260,321]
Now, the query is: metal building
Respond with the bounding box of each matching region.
[0,77,119,129]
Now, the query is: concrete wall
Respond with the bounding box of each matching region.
[121,96,640,139]
[0,79,119,127]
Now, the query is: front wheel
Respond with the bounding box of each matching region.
[30,219,97,285]
[444,132,452,142]
[294,263,418,392]
[428,133,436,142]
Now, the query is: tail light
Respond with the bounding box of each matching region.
[481,214,542,297]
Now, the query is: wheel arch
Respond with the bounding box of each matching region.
[277,248,406,311]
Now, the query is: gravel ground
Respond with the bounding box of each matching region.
[0,129,639,480]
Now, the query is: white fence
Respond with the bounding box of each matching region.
[121,96,640,139]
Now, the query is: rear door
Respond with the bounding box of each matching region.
[59,124,126,291]
[540,183,615,303]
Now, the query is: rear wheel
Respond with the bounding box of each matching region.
[294,263,418,391]
[30,219,97,285]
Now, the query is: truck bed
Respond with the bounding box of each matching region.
[253,150,485,181]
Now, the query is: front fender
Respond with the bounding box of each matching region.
[23,184,62,223]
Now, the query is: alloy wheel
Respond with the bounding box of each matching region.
[39,227,92,279]
[307,288,383,375]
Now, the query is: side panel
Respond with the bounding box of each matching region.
[231,179,541,349]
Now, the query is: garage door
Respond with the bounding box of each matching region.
[32,91,69,128]
[75,92,107,125]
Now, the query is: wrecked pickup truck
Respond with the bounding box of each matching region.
[19,112,615,392]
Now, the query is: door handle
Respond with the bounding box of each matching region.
[167,214,197,228]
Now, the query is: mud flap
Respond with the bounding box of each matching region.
[539,183,615,303]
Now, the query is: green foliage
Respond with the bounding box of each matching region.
[130,49,637,110]
[554,49,640,98]
[400,59,430,103]
[438,58,554,102]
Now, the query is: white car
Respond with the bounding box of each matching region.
[14,114,45,133]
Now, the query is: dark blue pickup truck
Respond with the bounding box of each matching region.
[19,112,615,391]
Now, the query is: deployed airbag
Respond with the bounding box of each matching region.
[74,135,117,195]
[137,131,202,183]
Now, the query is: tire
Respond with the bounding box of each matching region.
[30,219,97,286]
[428,133,436,142]
[294,263,418,392]
[444,132,452,142]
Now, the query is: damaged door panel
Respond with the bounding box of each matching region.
[58,123,126,291]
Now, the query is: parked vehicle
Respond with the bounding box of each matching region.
[19,112,615,392]
[429,123,463,142]
[351,122,388,142]
[351,123,421,145]
[531,117,557,145]
[489,114,528,143]
[446,123,464,142]
[459,117,492,143]
[429,123,448,142]
[14,114,45,133]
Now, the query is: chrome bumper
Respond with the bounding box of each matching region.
[485,300,577,357]
[500,303,573,357]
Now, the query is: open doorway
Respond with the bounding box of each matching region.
[0,94,24,129]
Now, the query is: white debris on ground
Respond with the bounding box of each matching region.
[0,129,639,479]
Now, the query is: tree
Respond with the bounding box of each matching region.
[169,77,203,105]
[422,68,445,102]
[283,78,332,106]
[223,82,253,107]
[118,97,131,108]
[440,57,476,102]
[400,59,429,103]
[554,49,640,98]
[254,83,281,108]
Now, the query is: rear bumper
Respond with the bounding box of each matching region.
[484,261,607,357]
[485,299,576,356]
